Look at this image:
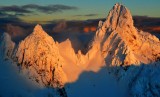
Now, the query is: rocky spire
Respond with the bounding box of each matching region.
[32,24,48,37]
[104,3,133,30]
[89,3,160,66]
[15,24,67,87]
[34,24,43,32]
[95,3,134,40]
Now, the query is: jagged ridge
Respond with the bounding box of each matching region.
[90,3,160,66]
[15,24,67,88]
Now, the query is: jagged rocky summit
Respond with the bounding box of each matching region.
[89,3,160,66]
[15,24,67,88]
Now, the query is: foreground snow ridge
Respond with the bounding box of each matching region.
[1,3,160,97]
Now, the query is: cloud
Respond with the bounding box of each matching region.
[52,20,67,33]
[0,6,31,18]
[0,16,21,24]
[0,12,8,17]
[22,4,78,14]
[0,4,78,17]
[0,12,24,25]
[74,14,98,17]
[0,5,32,13]
[6,24,26,39]
[0,4,78,25]
[0,12,24,19]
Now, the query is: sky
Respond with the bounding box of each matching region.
[0,0,160,23]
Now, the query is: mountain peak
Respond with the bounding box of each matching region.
[94,3,133,41]
[114,3,122,7]
[92,3,160,66]
[112,3,128,16]
[32,24,47,36]
[104,3,133,30]
[16,25,67,87]
[34,24,43,31]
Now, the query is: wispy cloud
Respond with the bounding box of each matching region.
[0,4,78,18]
[22,4,78,14]
[0,12,19,18]
[74,14,98,17]
[0,5,32,13]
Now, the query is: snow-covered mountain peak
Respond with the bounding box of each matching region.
[32,24,47,36]
[104,3,133,30]
[95,3,134,41]
[90,3,160,66]
[15,25,67,88]
[34,24,43,31]
[26,24,56,45]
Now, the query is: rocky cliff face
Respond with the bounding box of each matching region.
[15,24,67,88]
[89,3,160,66]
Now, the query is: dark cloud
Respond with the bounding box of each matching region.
[0,5,32,13]
[22,4,78,14]
[0,12,8,17]
[6,24,27,39]
[52,21,67,33]
[0,6,31,18]
[74,14,98,17]
[0,12,24,18]
[84,14,98,17]
[0,4,78,27]
[0,17,21,24]
[0,4,78,17]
